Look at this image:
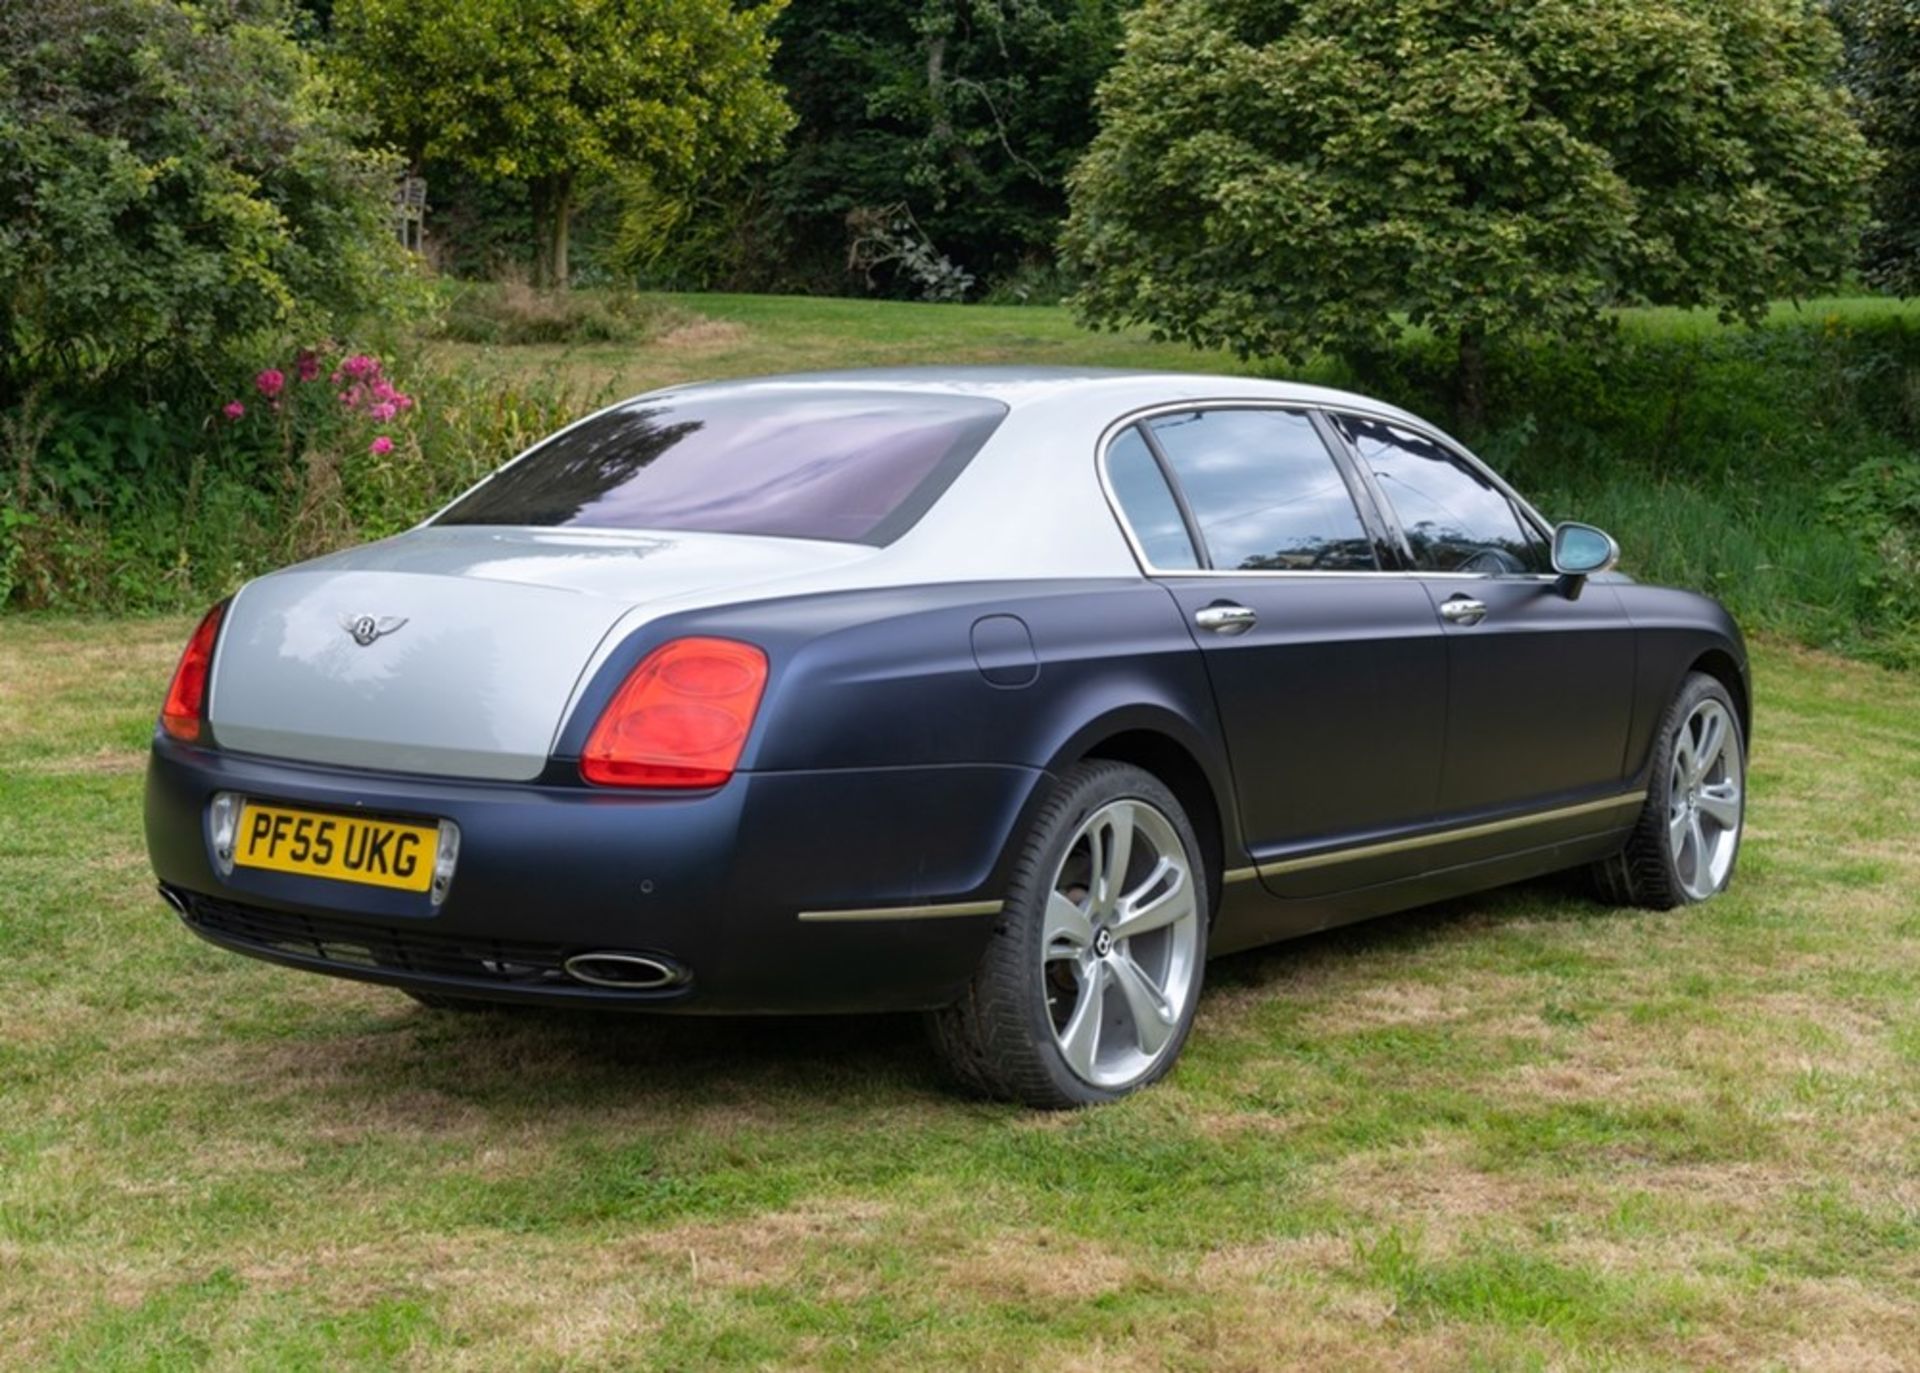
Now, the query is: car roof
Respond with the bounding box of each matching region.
[648,365,1429,428]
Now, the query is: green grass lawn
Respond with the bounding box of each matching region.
[432,290,1920,394]
[1,618,1915,1369]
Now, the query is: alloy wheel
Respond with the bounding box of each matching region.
[1041,798,1202,1088]
[1667,698,1743,900]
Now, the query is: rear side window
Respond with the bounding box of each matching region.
[1335,415,1548,574]
[1144,409,1378,572]
[436,390,1008,545]
[1106,426,1201,569]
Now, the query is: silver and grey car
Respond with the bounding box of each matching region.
[147,368,1749,1106]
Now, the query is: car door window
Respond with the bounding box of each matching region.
[1334,415,1549,574]
[1145,409,1378,571]
[1106,426,1201,569]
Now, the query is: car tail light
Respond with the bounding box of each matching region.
[161,602,225,742]
[580,637,768,788]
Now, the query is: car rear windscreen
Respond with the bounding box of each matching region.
[434,390,1009,545]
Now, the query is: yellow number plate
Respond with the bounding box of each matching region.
[234,802,439,893]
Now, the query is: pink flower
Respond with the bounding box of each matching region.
[396,393,414,411]
[368,401,397,422]
[255,368,285,399]
[295,350,321,382]
[223,400,246,420]
[369,435,394,456]
[341,354,378,380]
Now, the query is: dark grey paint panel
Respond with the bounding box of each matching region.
[1210,830,1629,956]
[1421,578,1636,812]
[1156,577,1448,895]
[1616,584,1752,780]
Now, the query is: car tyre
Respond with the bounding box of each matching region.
[1594,672,1746,910]
[927,761,1209,1108]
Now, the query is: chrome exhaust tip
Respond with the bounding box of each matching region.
[562,951,687,990]
[157,884,189,915]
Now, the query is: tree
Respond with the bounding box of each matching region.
[1838,0,1920,295]
[762,0,1127,293]
[1063,0,1874,424]
[333,0,792,289]
[0,0,407,399]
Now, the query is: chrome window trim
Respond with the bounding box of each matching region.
[1095,400,1386,578]
[1322,405,1557,566]
[1147,568,1565,583]
[1320,403,1555,535]
[1096,397,1559,580]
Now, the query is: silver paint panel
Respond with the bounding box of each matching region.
[209,529,872,779]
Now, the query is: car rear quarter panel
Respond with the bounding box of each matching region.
[552,578,1244,890]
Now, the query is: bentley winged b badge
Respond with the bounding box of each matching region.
[340,613,408,647]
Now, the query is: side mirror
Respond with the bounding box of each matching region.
[1550,522,1619,600]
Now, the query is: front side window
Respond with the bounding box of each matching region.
[1144,409,1377,572]
[1335,416,1549,574]
[436,390,1008,545]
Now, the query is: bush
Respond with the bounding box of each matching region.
[5,294,1916,672]
[0,349,604,612]
[0,0,417,402]
[1824,451,1920,664]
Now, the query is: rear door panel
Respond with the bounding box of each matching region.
[1161,577,1447,899]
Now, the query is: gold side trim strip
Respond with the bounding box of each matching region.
[1221,866,1259,884]
[797,899,1004,923]
[1256,792,1646,879]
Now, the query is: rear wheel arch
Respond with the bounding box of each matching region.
[1077,729,1226,911]
[1030,701,1239,883]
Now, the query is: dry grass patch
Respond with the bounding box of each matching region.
[632,1196,897,1290]
[18,747,147,775]
[937,1228,1142,1305]
[655,317,751,352]
[1303,978,1475,1030]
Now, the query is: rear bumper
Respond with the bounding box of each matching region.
[145,736,1043,1013]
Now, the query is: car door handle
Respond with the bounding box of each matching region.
[1194,603,1258,635]
[1439,595,1489,626]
